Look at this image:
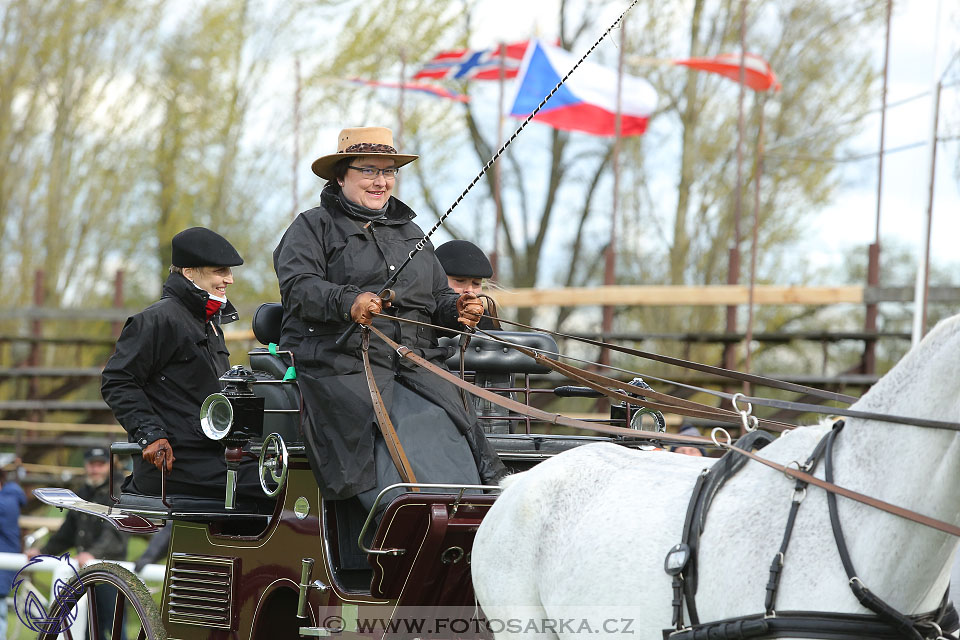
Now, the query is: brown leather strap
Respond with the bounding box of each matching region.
[484,314,859,405]
[727,442,960,538]
[365,324,713,447]
[519,344,795,432]
[478,294,502,329]
[361,328,418,486]
[366,324,960,539]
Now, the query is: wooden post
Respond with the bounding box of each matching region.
[112,270,125,339]
[292,57,301,220]
[28,270,45,423]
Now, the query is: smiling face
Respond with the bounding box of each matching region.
[338,155,396,210]
[183,265,234,298]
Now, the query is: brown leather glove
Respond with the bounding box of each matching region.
[457,293,484,328]
[142,438,175,473]
[350,292,388,325]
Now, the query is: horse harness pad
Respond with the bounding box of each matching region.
[667,430,777,629]
[664,422,958,640]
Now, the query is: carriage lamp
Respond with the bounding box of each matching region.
[610,377,666,434]
[200,365,265,509]
[201,366,265,445]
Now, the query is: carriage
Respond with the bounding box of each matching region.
[30,303,668,640]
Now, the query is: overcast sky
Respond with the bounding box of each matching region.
[466,0,960,280]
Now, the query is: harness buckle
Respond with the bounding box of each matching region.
[396,345,410,357]
[792,486,806,503]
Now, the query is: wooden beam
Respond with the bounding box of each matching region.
[493,285,865,308]
[20,515,63,531]
[0,420,123,433]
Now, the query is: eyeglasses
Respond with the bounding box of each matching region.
[348,166,399,179]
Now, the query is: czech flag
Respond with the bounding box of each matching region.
[508,40,657,137]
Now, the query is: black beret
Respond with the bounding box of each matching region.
[171,227,243,268]
[435,240,493,278]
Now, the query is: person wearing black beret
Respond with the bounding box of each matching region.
[435,239,500,331]
[435,239,493,296]
[101,227,262,501]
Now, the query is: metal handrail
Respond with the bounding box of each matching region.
[357,483,502,556]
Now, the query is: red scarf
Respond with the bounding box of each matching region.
[205,298,223,321]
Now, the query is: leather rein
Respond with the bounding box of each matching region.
[361,316,960,540]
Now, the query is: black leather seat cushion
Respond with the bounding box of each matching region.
[441,331,559,374]
[115,491,270,516]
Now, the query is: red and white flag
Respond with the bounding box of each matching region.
[674,53,780,92]
[348,78,469,102]
[413,41,529,81]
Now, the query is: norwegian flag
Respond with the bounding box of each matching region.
[413,41,529,81]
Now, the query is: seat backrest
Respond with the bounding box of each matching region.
[249,352,302,444]
[441,330,558,374]
[252,302,283,346]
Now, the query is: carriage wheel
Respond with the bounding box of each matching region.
[37,562,167,640]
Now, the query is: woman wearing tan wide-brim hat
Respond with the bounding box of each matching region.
[273,126,506,515]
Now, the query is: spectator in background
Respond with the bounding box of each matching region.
[26,447,127,638]
[671,424,706,457]
[0,455,25,640]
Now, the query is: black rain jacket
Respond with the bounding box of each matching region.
[100,273,247,497]
[273,184,507,500]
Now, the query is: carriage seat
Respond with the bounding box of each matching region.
[249,303,301,444]
[440,331,558,374]
[114,491,273,519]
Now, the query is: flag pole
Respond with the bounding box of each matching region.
[601,16,626,375]
[864,0,892,375]
[912,0,944,345]
[492,42,506,279]
[744,93,765,380]
[724,0,748,376]
[397,49,407,197]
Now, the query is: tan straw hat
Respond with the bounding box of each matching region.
[311,127,418,179]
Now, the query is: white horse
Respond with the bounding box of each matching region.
[472,312,960,640]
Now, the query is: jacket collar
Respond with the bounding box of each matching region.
[320,183,416,225]
[161,273,239,325]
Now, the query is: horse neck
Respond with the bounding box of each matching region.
[829,317,960,607]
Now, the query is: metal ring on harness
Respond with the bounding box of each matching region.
[710,427,731,448]
[732,393,759,432]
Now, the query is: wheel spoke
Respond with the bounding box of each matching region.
[136,627,147,640]
[112,587,126,638]
[87,586,101,640]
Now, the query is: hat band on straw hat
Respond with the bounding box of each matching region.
[343,142,397,155]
